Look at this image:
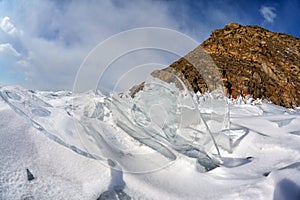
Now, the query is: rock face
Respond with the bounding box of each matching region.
[153,23,300,108]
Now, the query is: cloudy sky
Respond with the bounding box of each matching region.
[0,0,299,91]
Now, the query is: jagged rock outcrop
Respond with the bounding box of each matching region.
[152,23,300,108]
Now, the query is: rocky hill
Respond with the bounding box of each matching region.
[150,23,300,108]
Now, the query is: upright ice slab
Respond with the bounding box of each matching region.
[110,73,230,172]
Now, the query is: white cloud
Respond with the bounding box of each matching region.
[0,43,21,57]
[0,0,253,91]
[0,16,17,35]
[0,0,183,90]
[16,60,31,67]
[260,6,277,23]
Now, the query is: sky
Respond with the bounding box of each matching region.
[0,0,299,91]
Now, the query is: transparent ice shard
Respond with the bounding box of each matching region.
[109,71,230,172]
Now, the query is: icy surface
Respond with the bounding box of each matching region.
[109,77,227,172]
[0,85,300,199]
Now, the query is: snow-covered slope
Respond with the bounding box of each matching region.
[0,88,110,199]
[0,85,300,200]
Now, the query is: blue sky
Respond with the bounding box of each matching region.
[0,0,299,91]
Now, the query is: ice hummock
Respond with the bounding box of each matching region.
[0,75,231,173]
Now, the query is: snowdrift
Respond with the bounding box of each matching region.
[0,84,300,199]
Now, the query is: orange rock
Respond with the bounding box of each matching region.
[140,23,300,108]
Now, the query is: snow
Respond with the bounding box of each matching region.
[0,85,300,199]
[0,96,108,199]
